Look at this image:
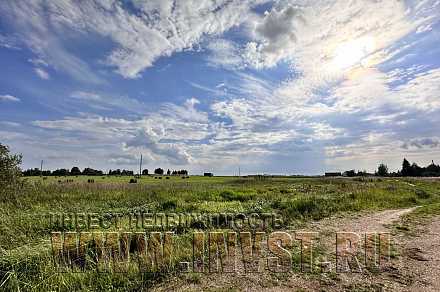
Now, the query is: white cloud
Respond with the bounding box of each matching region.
[189,82,226,96]
[328,67,440,113]
[1,0,269,79]
[28,58,49,67]
[244,0,426,72]
[391,68,440,112]
[107,153,140,166]
[123,130,192,165]
[70,91,151,114]
[0,34,21,50]
[0,132,29,145]
[243,4,303,68]
[0,121,20,127]
[213,0,437,132]
[34,67,50,80]
[0,1,104,84]
[30,98,211,165]
[206,39,246,69]
[402,138,440,150]
[0,94,20,102]
[70,91,102,101]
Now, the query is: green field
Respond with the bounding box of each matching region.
[1,176,440,291]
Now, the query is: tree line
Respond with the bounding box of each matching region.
[375,159,440,177]
[22,166,189,176]
[342,158,440,177]
[339,158,440,177]
[398,158,439,177]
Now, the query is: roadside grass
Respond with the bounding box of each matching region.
[392,201,440,237]
[1,176,439,290]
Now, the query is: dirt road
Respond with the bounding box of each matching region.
[155,208,440,291]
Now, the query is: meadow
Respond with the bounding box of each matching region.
[1,175,440,291]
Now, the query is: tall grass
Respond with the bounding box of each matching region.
[1,176,439,290]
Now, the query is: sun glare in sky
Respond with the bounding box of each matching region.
[331,37,376,71]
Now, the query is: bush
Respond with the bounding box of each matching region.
[129,179,137,184]
[0,143,23,199]
[219,190,250,202]
[162,200,177,210]
[415,189,430,199]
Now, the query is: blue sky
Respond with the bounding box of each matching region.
[0,0,439,175]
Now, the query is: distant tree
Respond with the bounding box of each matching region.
[82,168,103,176]
[109,169,121,175]
[71,167,81,176]
[167,169,171,175]
[42,170,51,176]
[357,170,369,176]
[401,158,411,177]
[142,169,149,175]
[22,168,41,176]
[121,169,134,176]
[52,169,69,176]
[411,163,423,177]
[425,161,440,177]
[154,168,164,175]
[0,143,23,197]
[343,170,356,177]
[376,164,389,177]
[174,169,188,176]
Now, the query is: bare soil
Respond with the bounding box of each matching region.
[154,208,440,291]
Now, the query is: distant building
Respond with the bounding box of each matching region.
[204,172,213,177]
[325,172,342,177]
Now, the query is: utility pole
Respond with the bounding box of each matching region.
[139,154,143,177]
[40,160,43,178]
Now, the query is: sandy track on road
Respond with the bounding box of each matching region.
[304,207,419,233]
[399,217,440,291]
[154,207,440,291]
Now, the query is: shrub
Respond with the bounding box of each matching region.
[0,143,23,199]
[185,273,201,284]
[129,179,137,184]
[219,190,250,202]
[162,200,177,210]
[415,189,430,199]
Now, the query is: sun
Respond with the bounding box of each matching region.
[331,37,376,71]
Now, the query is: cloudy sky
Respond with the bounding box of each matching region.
[0,0,439,175]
